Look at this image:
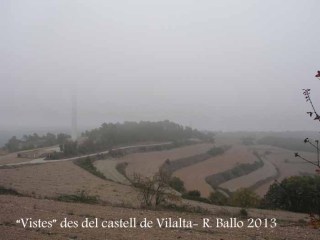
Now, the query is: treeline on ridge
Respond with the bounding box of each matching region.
[4,133,70,152]
[60,121,214,157]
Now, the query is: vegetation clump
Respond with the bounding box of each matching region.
[163,146,229,174]
[57,190,99,204]
[0,186,21,196]
[262,175,320,215]
[181,190,211,204]
[230,188,260,208]
[132,168,175,207]
[209,191,229,205]
[73,157,106,180]
[205,157,264,189]
[52,121,214,158]
[4,133,70,152]
[207,145,230,156]
[169,176,186,193]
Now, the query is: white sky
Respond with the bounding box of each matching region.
[1,0,320,132]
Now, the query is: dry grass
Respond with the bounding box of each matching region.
[0,195,318,240]
[0,153,30,165]
[0,146,60,165]
[0,161,138,206]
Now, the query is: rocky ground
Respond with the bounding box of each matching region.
[0,195,319,240]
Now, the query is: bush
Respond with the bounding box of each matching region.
[207,146,226,156]
[73,157,106,180]
[239,208,248,218]
[209,191,229,205]
[263,176,320,215]
[57,190,99,204]
[230,188,260,208]
[169,177,185,193]
[116,162,128,178]
[181,190,211,204]
[187,190,201,197]
[0,186,21,196]
[132,168,172,207]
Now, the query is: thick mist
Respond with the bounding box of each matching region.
[1,0,320,134]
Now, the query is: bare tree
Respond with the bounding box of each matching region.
[295,71,320,173]
[132,173,155,207]
[132,168,173,207]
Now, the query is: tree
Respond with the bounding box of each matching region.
[63,140,78,156]
[230,188,260,208]
[57,133,70,144]
[169,176,185,193]
[45,132,57,146]
[187,190,201,198]
[263,176,320,215]
[209,191,229,205]
[5,136,20,152]
[132,168,173,207]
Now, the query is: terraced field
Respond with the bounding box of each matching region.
[0,138,319,239]
[250,145,317,196]
[220,156,277,194]
[174,145,257,197]
[113,143,213,178]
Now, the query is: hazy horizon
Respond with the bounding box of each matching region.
[2,0,320,133]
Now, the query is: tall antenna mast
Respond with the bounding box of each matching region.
[71,91,78,141]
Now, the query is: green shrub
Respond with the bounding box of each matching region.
[57,190,99,204]
[169,177,185,193]
[182,190,211,204]
[239,208,248,218]
[187,190,201,197]
[263,175,320,215]
[0,186,21,196]
[209,191,229,205]
[73,157,106,179]
[207,146,225,156]
[230,188,260,208]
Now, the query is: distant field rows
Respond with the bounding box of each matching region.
[174,145,257,197]
[252,145,317,195]
[86,141,318,198]
[94,143,213,182]
[219,157,277,193]
[119,143,213,178]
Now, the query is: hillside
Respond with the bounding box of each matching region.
[0,195,319,240]
[0,131,319,239]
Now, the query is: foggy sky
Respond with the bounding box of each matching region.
[1,0,320,132]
